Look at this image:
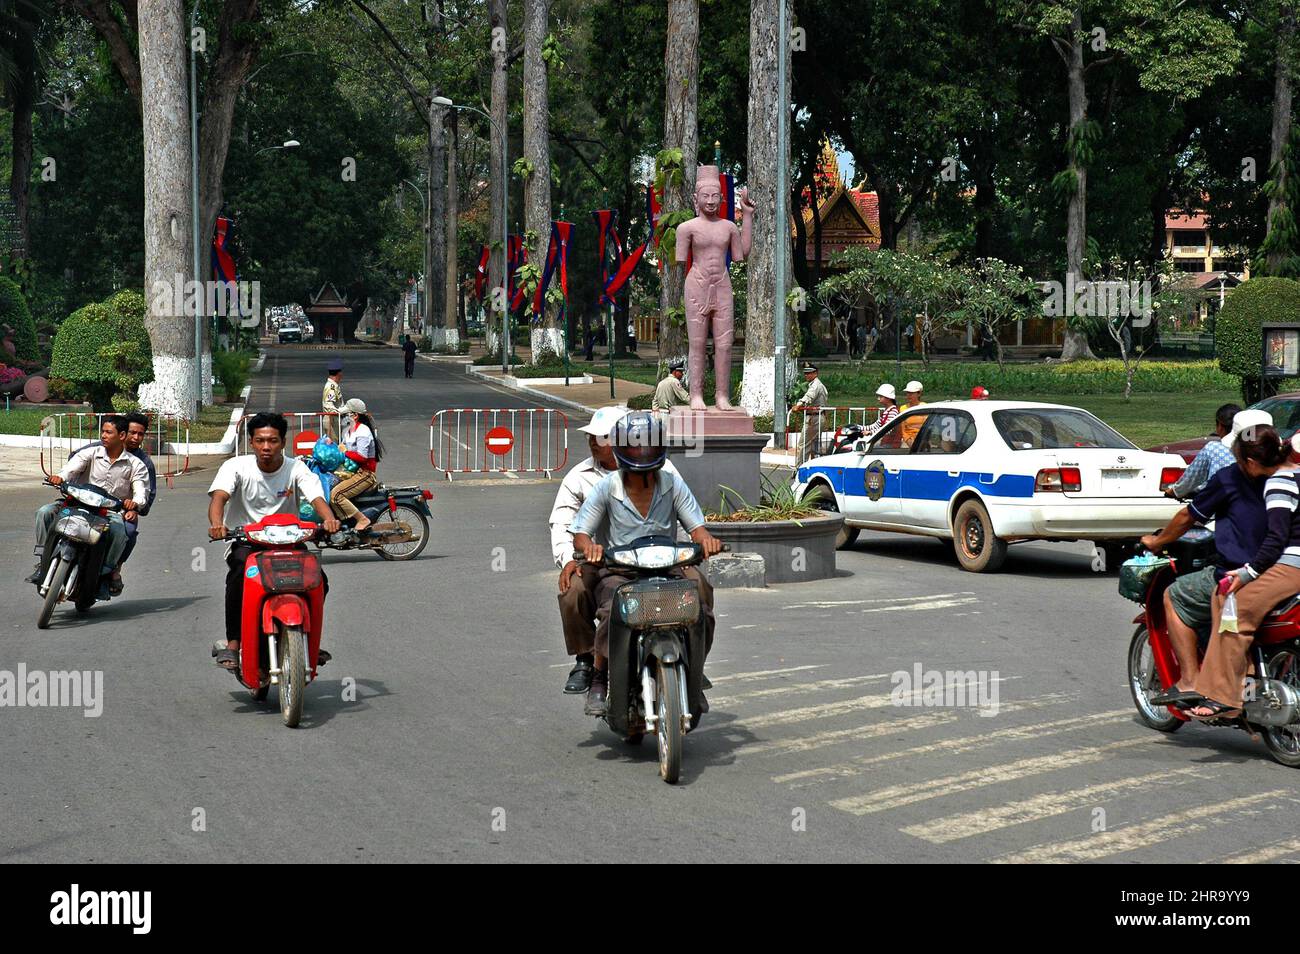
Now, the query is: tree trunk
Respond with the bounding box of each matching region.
[9,20,36,256]
[740,0,791,416]
[1266,4,1297,274]
[489,0,508,353]
[523,0,557,360]
[659,0,699,367]
[1059,11,1097,361]
[442,109,460,349]
[137,0,204,416]
[425,94,448,338]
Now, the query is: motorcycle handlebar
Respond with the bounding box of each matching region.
[574,542,730,568]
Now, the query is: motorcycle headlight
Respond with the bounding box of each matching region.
[607,543,700,570]
[617,579,700,626]
[246,524,313,545]
[54,513,101,545]
[66,486,116,509]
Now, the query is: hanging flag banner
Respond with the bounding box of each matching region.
[507,234,528,312]
[592,209,617,307]
[473,244,491,302]
[532,220,574,317]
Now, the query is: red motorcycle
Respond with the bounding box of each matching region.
[1124,529,1300,767]
[213,514,325,728]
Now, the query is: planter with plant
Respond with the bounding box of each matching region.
[703,477,843,584]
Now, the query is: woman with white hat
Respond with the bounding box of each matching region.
[865,383,899,435]
[333,398,383,532]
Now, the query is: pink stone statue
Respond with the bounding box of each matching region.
[674,165,753,410]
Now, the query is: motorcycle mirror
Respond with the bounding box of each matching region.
[853,440,868,454]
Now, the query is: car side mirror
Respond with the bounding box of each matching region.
[853,439,869,455]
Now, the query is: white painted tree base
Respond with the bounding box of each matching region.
[432,327,460,349]
[531,326,564,363]
[138,351,212,418]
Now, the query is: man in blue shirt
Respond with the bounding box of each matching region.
[569,411,723,716]
[1140,411,1279,697]
[1165,402,1240,499]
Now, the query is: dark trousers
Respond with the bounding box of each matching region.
[404,356,415,378]
[121,519,140,564]
[224,543,328,644]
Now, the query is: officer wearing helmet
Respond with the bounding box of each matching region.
[568,411,724,716]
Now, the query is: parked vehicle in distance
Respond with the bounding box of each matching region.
[278,321,302,344]
[795,400,1186,572]
[1147,392,1300,463]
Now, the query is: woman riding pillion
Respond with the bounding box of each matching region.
[567,411,724,716]
[332,398,382,533]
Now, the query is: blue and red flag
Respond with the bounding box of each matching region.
[473,244,491,302]
[533,220,573,317]
[593,208,647,307]
[507,234,528,312]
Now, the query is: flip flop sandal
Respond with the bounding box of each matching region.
[1189,698,1242,720]
[317,649,332,666]
[1149,688,1203,707]
[212,647,239,672]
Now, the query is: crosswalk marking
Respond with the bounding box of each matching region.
[768,696,1086,776]
[900,768,1203,844]
[829,738,1153,816]
[708,665,824,684]
[712,673,892,707]
[994,792,1290,863]
[781,593,976,610]
[857,596,980,614]
[1212,837,1300,864]
[733,712,959,756]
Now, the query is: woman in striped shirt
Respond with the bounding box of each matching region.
[1191,427,1298,719]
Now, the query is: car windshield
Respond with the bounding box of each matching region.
[1253,397,1300,439]
[993,408,1135,451]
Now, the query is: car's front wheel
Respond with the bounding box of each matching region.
[806,485,858,550]
[952,498,1007,572]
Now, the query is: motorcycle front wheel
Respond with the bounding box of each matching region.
[1262,649,1300,768]
[278,625,306,728]
[1127,625,1183,732]
[655,659,684,784]
[37,557,69,630]
[376,504,429,561]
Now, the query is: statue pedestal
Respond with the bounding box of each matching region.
[664,407,769,514]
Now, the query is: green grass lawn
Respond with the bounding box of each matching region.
[0,404,236,442]
[1011,392,1233,449]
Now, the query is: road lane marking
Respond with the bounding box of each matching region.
[781,592,976,610]
[709,665,824,684]
[733,712,960,756]
[1211,837,1300,864]
[711,673,893,707]
[857,597,979,614]
[724,677,1016,730]
[829,738,1152,816]
[773,704,1115,783]
[993,792,1291,863]
[900,767,1203,844]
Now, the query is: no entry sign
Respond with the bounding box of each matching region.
[295,430,319,457]
[485,426,514,456]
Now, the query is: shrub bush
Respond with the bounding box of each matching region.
[0,276,38,363]
[212,349,252,402]
[50,289,152,411]
[1216,277,1300,401]
[626,393,653,410]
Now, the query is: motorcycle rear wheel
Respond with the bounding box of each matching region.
[1127,625,1183,732]
[375,505,429,561]
[279,625,306,728]
[655,659,684,784]
[37,557,69,630]
[1262,649,1300,768]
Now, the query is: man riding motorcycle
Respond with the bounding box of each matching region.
[567,411,723,716]
[207,412,340,672]
[31,415,148,598]
[65,410,157,578]
[551,406,696,694]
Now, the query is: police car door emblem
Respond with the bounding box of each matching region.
[864,459,887,501]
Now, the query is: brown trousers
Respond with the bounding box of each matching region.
[800,414,822,464]
[557,567,598,656]
[331,468,377,520]
[1196,563,1300,707]
[575,564,715,660]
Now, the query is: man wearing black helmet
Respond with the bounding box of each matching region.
[568,411,724,716]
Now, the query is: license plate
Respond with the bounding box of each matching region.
[1102,469,1140,491]
[1102,469,1138,480]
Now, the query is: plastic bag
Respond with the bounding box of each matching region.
[298,501,319,523]
[337,457,359,474]
[311,437,344,471]
[1219,574,1240,633]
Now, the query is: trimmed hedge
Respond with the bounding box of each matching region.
[51,289,152,411]
[0,276,38,362]
[1217,277,1300,397]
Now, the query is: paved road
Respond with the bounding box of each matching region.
[2,345,1298,863]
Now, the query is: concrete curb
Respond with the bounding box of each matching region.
[464,364,602,416]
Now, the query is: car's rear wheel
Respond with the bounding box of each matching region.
[952,498,1007,572]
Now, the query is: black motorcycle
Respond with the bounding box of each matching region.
[578,535,714,784]
[314,483,433,561]
[35,480,124,628]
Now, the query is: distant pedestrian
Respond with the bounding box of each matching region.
[403,336,418,378]
[322,358,344,441]
[652,360,690,412]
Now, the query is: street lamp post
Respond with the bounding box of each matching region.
[399,177,429,338]
[254,139,300,157]
[432,96,509,373]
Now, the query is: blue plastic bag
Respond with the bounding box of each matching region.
[311,437,344,471]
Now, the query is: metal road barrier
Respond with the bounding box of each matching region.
[39,411,191,483]
[783,405,880,455]
[430,408,569,479]
[235,411,340,457]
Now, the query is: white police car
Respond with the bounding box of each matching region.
[794,400,1187,572]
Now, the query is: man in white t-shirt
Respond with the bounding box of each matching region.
[207,412,340,672]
